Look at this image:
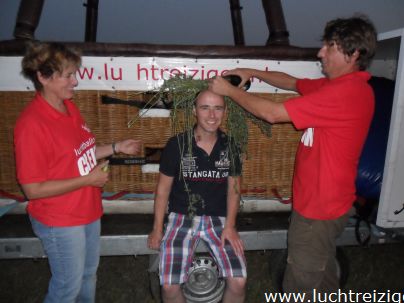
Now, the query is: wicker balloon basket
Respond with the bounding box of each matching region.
[0,91,301,199]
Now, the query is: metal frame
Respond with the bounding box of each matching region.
[0,221,398,259]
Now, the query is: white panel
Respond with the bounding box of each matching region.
[0,57,322,93]
[377,28,404,228]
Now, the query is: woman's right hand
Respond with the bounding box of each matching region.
[86,161,109,187]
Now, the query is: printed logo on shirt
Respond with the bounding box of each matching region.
[181,152,228,181]
[74,137,96,156]
[182,153,197,172]
[215,150,230,169]
[81,123,91,133]
[77,146,97,176]
[301,128,314,147]
[183,170,223,179]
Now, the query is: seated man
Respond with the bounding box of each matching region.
[147,90,247,303]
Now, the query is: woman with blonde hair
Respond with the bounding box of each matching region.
[14,41,141,303]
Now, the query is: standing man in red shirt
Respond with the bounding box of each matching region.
[209,15,377,298]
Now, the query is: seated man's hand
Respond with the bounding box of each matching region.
[147,229,163,250]
[221,226,245,256]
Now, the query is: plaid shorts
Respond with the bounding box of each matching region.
[159,212,247,285]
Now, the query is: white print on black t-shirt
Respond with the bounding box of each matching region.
[77,146,97,176]
[215,150,230,170]
[182,154,197,172]
[301,127,314,147]
[183,170,223,179]
[181,151,229,180]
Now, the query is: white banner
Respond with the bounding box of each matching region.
[0,56,323,93]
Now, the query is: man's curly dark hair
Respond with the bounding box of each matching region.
[322,15,377,70]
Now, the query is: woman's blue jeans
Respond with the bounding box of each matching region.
[30,216,100,303]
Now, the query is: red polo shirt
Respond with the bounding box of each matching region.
[284,71,374,220]
[14,93,102,226]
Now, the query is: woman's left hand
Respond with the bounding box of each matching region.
[115,139,142,155]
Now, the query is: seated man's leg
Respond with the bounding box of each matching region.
[161,284,184,303]
[223,277,247,302]
[201,216,247,303]
[159,213,198,303]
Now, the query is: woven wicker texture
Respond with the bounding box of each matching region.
[0,91,34,196]
[0,91,301,198]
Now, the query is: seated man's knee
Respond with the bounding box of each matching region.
[162,284,182,298]
[226,277,247,294]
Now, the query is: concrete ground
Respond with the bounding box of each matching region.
[0,243,403,303]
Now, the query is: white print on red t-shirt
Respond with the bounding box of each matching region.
[81,123,91,133]
[74,137,96,156]
[77,146,97,176]
[301,128,314,147]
